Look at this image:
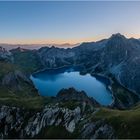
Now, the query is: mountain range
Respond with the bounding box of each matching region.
[0,43,79,50]
[0,33,140,138]
[8,33,140,95]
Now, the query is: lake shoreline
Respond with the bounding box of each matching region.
[30,66,114,106]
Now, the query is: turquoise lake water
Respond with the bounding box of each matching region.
[30,67,113,105]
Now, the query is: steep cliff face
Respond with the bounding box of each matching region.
[0,47,13,62]
[1,100,140,139]
[80,120,115,139]
[0,58,37,97]
[25,105,81,137]
[0,48,45,109]
[4,34,139,106]
[10,47,43,73]
[100,34,140,94]
[2,70,30,91]
[0,105,113,139]
[56,88,99,111]
[0,43,140,138]
[0,87,116,139]
[8,34,140,95]
[36,34,140,95]
[37,46,75,67]
[0,106,30,139]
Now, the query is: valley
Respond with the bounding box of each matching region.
[30,66,113,106]
[0,33,140,138]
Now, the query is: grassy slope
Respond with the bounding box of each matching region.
[0,87,46,109]
[11,50,43,73]
[0,61,46,109]
[1,53,140,138]
[111,77,139,107]
[92,104,140,138]
[0,61,19,78]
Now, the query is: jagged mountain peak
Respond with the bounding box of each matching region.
[10,47,29,53]
[51,45,56,49]
[0,46,13,62]
[110,33,126,40]
[106,33,128,47]
[0,46,6,52]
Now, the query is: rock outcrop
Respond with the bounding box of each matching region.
[0,105,81,138]
[80,120,116,139]
[56,88,99,111]
[0,106,28,139]
[2,70,32,91]
[0,104,117,139]
[0,47,13,62]
[35,34,140,95]
[7,34,140,95]
[25,105,81,137]
[37,46,75,68]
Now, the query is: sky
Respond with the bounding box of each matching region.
[0,1,140,44]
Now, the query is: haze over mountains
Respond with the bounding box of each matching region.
[37,33,140,94]
[0,33,140,138]
[1,33,140,95]
[0,43,80,50]
[1,0,140,138]
[1,33,140,50]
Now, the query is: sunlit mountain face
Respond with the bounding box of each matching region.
[0,1,140,139]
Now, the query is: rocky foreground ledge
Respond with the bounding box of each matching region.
[0,106,115,139]
[0,88,116,139]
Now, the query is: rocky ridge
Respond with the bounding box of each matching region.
[0,34,140,138]
[7,34,140,96]
[35,34,140,95]
[0,46,13,62]
[2,70,31,91]
[0,105,115,139]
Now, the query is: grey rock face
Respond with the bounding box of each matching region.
[56,88,99,110]
[36,34,140,95]
[25,105,81,137]
[2,70,31,91]
[101,34,140,94]
[0,103,77,138]
[2,33,139,96]
[0,47,13,62]
[0,105,116,139]
[37,46,75,67]
[81,120,116,139]
[0,106,27,139]
[6,33,140,95]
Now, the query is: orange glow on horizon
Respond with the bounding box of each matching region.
[0,38,97,45]
[0,34,140,45]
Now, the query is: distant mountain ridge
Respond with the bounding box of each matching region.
[1,33,140,95]
[0,43,80,50]
[1,33,140,139]
[34,33,140,95]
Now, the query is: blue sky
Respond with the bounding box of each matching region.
[0,1,140,44]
